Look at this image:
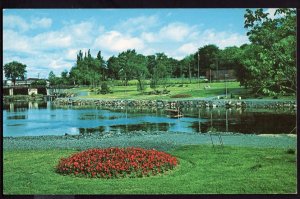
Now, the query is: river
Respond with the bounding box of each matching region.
[3,101,296,137]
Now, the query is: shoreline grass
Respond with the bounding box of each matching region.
[3,144,296,194]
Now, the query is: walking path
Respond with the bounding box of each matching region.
[3,131,296,152]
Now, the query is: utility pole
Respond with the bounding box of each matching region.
[225,73,228,98]
[197,52,200,87]
[216,59,219,82]
[189,63,191,83]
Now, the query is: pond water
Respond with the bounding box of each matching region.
[2,101,296,137]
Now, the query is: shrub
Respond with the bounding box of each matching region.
[56,147,178,179]
[99,83,112,94]
[286,148,295,154]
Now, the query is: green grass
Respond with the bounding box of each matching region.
[3,145,296,194]
[69,79,296,100]
[74,81,248,100]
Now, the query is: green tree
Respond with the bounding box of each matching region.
[218,46,245,83]
[61,70,69,85]
[153,53,171,87]
[97,51,107,81]
[118,49,136,86]
[180,55,194,83]
[31,79,47,86]
[107,56,121,80]
[198,45,220,75]
[48,71,62,86]
[129,53,148,91]
[70,49,104,86]
[4,61,27,86]
[243,8,296,95]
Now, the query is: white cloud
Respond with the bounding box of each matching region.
[141,22,199,43]
[65,49,79,61]
[49,58,70,70]
[159,23,196,42]
[116,15,159,33]
[4,15,53,31]
[67,21,94,38]
[163,29,249,60]
[4,15,29,32]
[3,30,33,53]
[3,13,250,77]
[3,52,74,78]
[141,32,156,43]
[94,31,145,52]
[177,43,198,55]
[33,31,72,48]
[31,17,52,28]
[198,29,249,49]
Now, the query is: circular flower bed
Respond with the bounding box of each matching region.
[56,147,178,178]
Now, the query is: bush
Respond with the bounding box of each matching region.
[56,147,178,179]
[99,83,112,94]
[286,148,295,154]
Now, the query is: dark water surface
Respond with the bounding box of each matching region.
[3,101,296,137]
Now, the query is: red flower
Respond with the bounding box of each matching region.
[56,147,178,179]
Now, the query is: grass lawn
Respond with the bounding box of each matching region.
[3,145,296,194]
[69,80,295,100]
[74,81,248,100]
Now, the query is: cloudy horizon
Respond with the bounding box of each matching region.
[2,8,267,79]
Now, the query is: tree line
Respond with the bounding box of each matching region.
[4,8,296,96]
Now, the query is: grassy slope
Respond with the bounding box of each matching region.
[76,81,247,100]
[3,145,296,194]
[71,80,295,100]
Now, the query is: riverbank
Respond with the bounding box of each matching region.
[53,97,297,109]
[4,131,296,151]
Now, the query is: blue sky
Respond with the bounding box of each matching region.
[3,8,275,79]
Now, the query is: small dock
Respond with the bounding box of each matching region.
[165,108,183,118]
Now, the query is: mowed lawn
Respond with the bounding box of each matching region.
[3,145,296,194]
[75,81,247,100]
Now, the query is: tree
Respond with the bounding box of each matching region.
[96,51,107,81]
[31,79,47,86]
[48,71,61,86]
[198,45,220,75]
[180,55,194,83]
[107,56,121,80]
[243,8,296,95]
[4,61,27,86]
[118,49,136,86]
[70,49,104,86]
[153,53,171,87]
[129,53,148,91]
[61,70,69,85]
[218,46,245,83]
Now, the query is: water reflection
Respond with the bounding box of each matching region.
[189,108,296,134]
[3,101,48,112]
[7,115,27,120]
[2,101,296,137]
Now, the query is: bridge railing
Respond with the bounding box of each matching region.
[3,85,77,89]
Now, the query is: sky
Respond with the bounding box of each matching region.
[3,8,276,79]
